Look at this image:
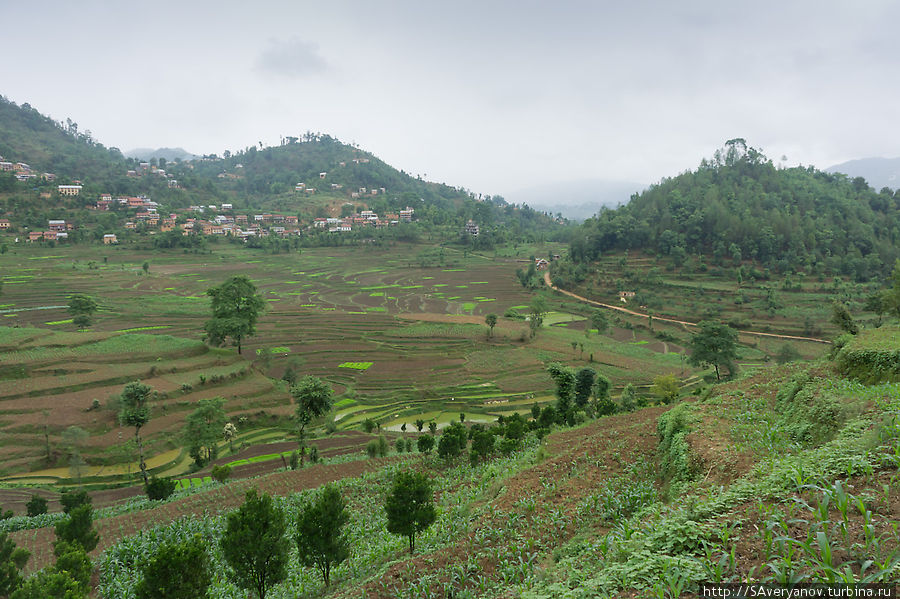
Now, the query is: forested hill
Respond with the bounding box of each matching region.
[185,134,494,215]
[0,96,127,181]
[568,139,900,281]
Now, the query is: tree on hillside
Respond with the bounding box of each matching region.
[528,296,548,339]
[204,275,265,355]
[295,484,349,586]
[652,374,681,404]
[118,381,153,485]
[688,321,739,381]
[590,310,608,336]
[0,532,30,597]
[221,490,289,599]
[547,363,575,422]
[292,376,333,463]
[830,301,859,335]
[574,367,596,409]
[135,535,211,599]
[385,471,436,554]
[485,313,497,338]
[67,294,98,330]
[54,504,99,553]
[594,373,615,416]
[881,259,900,318]
[184,397,227,467]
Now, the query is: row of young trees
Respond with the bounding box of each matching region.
[123,470,434,599]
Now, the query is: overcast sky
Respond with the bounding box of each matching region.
[2,0,898,200]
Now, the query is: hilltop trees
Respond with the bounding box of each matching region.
[118,381,153,485]
[567,140,900,280]
[688,321,739,381]
[204,276,265,355]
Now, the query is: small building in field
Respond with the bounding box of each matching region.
[103,234,118,244]
[0,219,9,230]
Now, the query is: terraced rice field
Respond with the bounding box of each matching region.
[0,242,714,483]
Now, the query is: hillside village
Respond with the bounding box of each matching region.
[0,147,428,244]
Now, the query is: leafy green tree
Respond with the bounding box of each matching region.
[385,471,436,554]
[184,397,226,467]
[547,363,575,421]
[428,421,437,435]
[687,321,739,381]
[484,313,497,337]
[414,418,425,432]
[52,542,91,594]
[135,535,211,599]
[417,435,435,453]
[590,310,608,335]
[437,422,468,459]
[204,275,265,354]
[62,426,88,480]
[66,294,98,330]
[880,260,900,318]
[296,484,349,586]
[830,301,859,335]
[145,476,177,500]
[0,532,30,597]
[54,504,99,553]
[620,383,637,413]
[221,489,289,599]
[574,367,596,408]
[292,376,333,463]
[528,296,548,338]
[118,381,153,485]
[10,570,84,599]
[652,374,681,404]
[59,490,90,514]
[775,343,801,364]
[470,430,495,464]
[26,495,47,517]
[142,261,150,274]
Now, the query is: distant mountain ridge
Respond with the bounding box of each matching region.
[125,147,198,162]
[826,157,900,190]
[506,179,645,220]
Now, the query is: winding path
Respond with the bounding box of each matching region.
[543,271,830,345]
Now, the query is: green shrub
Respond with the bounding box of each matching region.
[657,404,701,492]
[145,476,177,501]
[211,465,232,483]
[417,435,435,453]
[26,495,48,517]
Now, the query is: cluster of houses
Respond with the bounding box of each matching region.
[25,219,73,242]
[0,156,56,182]
[126,162,179,188]
[312,208,414,232]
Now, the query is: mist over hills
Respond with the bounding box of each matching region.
[124,147,198,162]
[826,157,900,191]
[505,178,646,220]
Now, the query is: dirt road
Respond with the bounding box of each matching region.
[543,271,830,344]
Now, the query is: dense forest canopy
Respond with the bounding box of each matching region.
[569,139,900,281]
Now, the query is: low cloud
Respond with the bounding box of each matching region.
[256,37,328,78]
